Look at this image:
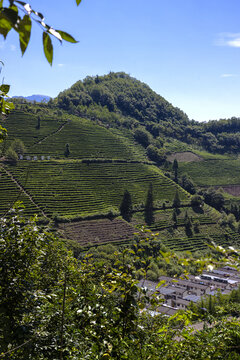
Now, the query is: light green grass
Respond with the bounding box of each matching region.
[193,150,233,160]
[179,159,240,186]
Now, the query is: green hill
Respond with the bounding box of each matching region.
[2,72,240,250]
[55,72,240,155]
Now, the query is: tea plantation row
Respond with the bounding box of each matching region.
[3,161,189,218]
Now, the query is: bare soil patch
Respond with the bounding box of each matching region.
[215,185,240,197]
[59,218,139,246]
[167,151,203,163]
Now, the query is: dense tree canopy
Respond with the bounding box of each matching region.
[1,206,240,359]
[55,72,240,155]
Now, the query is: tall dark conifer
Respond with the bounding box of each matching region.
[64,143,70,157]
[145,183,154,226]
[173,190,181,208]
[173,159,178,183]
[120,190,132,222]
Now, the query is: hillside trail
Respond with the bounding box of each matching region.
[30,119,70,148]
[1,165,47,218]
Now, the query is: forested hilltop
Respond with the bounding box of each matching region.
[56,72,240,154]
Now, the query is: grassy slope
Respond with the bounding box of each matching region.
[179,159,240,186]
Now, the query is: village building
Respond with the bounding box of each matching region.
[139,266,240,315]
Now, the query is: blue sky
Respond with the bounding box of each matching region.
[2,0,240,122]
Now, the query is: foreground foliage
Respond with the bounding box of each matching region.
[0,206,240,359]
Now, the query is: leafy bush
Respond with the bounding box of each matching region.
[191,194,203,208]
[5,148,18,165]
[134,128,151,147]
[10,138,26,155]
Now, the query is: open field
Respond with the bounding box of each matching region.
[215,185,240,197]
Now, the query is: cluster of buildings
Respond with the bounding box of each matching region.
[139,266,240,316]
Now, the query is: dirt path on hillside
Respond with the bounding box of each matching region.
[1,165,47,217]
[30,119,69,148]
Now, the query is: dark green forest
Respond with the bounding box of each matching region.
[56,72,240,154]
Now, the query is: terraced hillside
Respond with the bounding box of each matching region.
[3,73,240,251]
[2,110,66,148]
[0,165,41,216]
[3,161,189,219]
[162,233,236,252]
[179,158,240,187]
[2,110,146,161]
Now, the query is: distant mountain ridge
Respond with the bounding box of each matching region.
[13,94,51,103]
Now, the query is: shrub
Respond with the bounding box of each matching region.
[5,148,18,165]
[120,190,133,222]
[191,194,203,208]
[133,128,151,147]
[146,145,166,164]
[173,190,181,208]
[10,138,26,155]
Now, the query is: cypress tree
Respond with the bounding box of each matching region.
[64,143,70,157]
[145,183,154,226]
[120,190,132,222]
[184,210,192,236]
[173,190,181,208]
[36,116,41,130]
[172,208,177,227]
[172,159,178,182]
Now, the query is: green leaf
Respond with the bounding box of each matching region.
[2,7,18,25]
[43,32,53,65]
[0,124,7,141]
[0,13,12,38]
[18,14,32,55]
[156,280,166,289]
[0,84,10,95]
[76,0,82,5]
[5,101,14,111]
[57,30,78,43]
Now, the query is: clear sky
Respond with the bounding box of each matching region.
[2,0,240,122]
